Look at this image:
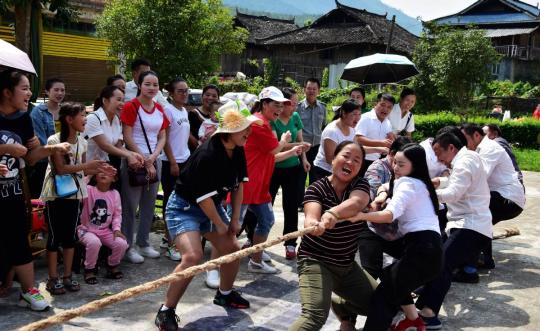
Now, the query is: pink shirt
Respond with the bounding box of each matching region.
[79,185,122,234]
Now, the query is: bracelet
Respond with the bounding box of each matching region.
[324,209,339,219]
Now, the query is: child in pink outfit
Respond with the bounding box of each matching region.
[78,171,128,284]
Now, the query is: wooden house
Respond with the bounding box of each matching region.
[432,0,540,81]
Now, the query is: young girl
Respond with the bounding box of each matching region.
[350,143,443,331]
[41,102,108,295]
[79,169,128,284]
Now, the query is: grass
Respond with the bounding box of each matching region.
[515,148,540,172]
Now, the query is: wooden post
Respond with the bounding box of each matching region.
[386,15,396,54]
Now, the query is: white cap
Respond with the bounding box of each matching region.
[258,86,290,104]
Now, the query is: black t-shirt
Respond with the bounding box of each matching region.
[298,176,371,267]
[188,108,210,139]
[0,111,35,199]
[175,135,248,205]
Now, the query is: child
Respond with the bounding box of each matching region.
[40,102,109,295]
[350,143,443,331]
[197,101,220,143]
[79,169,128,284]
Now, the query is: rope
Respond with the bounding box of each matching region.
[17,226,317,331]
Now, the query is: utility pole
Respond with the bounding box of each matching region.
[386,15,396,54]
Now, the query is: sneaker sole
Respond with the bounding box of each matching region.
[247,268,278,274]
[18,299,50,311]
[213,299,249,309]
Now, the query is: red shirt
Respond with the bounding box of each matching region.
[533,108,540,120]
[242,113,279,204]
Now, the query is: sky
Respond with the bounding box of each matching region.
[380,0,539,20]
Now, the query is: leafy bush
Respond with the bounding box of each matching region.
[414,113,540,148]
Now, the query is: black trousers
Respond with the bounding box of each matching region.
[26,161,48,199]
[310,165,331,185]
[416,228,490,316]
[269,165,304,247]
[364,231,443,331]
[46,199,81,251]
[298,145,320,208]
[357,222,404,280]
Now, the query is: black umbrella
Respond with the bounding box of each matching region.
[341,53,418,84]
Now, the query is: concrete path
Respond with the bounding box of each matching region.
[1,171,540,331]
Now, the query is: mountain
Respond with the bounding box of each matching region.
[222,0,423,35]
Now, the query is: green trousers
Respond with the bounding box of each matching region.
[289,257,378,331]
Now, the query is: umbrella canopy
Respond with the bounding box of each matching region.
[341,53,417,84]
[0,38,37,75]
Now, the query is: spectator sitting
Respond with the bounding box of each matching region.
[488,104,503,121]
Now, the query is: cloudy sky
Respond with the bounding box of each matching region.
[380,0,539,20]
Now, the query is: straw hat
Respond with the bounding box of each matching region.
[214,99,262,134]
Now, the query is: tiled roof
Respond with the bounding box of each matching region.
[235,12,298,43]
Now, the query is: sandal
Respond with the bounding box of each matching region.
[105,266,124,280]
[84,269,99,285]
[46,277,66,295]
[63,275,81,292]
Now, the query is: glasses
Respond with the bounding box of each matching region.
[176,89,189,94]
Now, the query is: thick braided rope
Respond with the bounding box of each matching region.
[17,226,317,331]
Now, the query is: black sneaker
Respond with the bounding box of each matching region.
[155,305,180,331]
[213,289,250,309]
[452,269,479,283]
[420,314,442,330]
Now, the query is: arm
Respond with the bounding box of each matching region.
[355,134,392,148]
[111,191,123,232]
[53,151,104,176]
[322,138,337,165]
[270,131,291,155]
[436,162,473,204]
[163,127,179,176]
[92,134,143,168]
[303,201,326,236]
[297,130,310,172]
[228,183,244,235]
[274,145,302,162]
[122,125,145,155]
[199,197,228,235]
[30,110,47,146]
[322,189,371,227]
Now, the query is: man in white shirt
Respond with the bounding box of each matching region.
[388,87,416,137]
[415,130,492,330]
[124,58,169,107]
[461,124,525,269]
[355,93,395,171]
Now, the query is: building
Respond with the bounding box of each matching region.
[432,0,540,81]
[222,1,418,86]
[1,0,114,102]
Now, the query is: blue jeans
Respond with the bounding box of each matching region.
[228,202,275,237]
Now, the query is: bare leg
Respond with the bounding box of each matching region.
[420,307,436,317]
[13,263,35,292]
[402,304,419,320]
[63,248,74,276]
[205,232,240,291]
[47,251,58,278]
[164,231,203,308]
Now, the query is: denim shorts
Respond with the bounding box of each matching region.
[228,202,275,236]
[166,192,230,239]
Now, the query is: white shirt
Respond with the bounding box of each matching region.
[476,136,525,208]
[159,104,190,163]
[437,147,492,238]
[84,108,123,162]
[355,109,393,161]
[388,103,415,135]
[419,138,448,178]
[124,80,170,108]
[314,120,356,172]
[385,177,441,236]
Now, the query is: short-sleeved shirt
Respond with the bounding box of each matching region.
[242,113,279,204]
[271,112,303,168]
[41,133,88,200]
[158,104,190,163]
[297,99,326,146]
[120,98,169,155]
[0,111,34,200]
[388,103,415,135]
[175,135,248,205]
[84,107,123,162]
[298,176,371,267]
[355,109,393,161]
[313,120,356,172]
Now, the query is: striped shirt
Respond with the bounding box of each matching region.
[298,176,370,267]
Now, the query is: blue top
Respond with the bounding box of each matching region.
[30,103,55,146]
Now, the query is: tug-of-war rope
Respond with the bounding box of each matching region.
[17,226,318,331]
[16,225,520,331]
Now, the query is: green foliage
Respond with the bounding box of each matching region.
[96,0,248,86]
[412,24,501,112]
[482,80,540,98]
[262,58,279,86]
[413,113,540,148]
[514,149,540,172]
[321,68,329,88]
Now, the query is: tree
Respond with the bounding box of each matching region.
[96,0,249,85]
[412,23,501,113]
[0,0,75,53]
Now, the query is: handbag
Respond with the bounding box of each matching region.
[127,107,159,187]
[53,139,81,198]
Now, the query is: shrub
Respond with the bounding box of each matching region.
[414,113,540,148]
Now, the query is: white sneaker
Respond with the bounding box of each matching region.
[248,259,278,274]
[125,247,145,264]
[166,246,181,261]
[262,250,272,262]
[205,269,220,289]
[18,288,49,311]
[138,246,160,259]
[159,237,169,249]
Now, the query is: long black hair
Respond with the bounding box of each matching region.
[390,143,439,214]
[136,70,158,97]
[0,70,27,103]
[332,98,361,121]
[59,102,86,143]
[94,85,123,111]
